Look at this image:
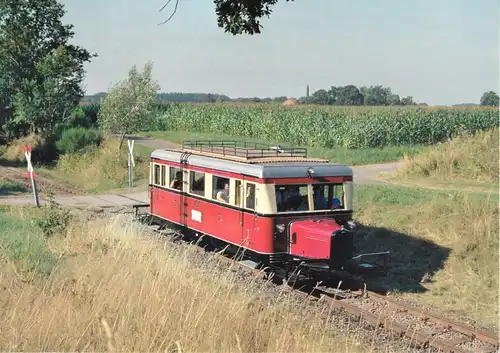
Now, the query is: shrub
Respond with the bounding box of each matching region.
[36,203,72,238]
[56,127,103,155]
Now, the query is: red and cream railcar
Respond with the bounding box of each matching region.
[147,141,360,272]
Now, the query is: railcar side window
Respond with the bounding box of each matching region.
[235,180,243,207]
[169,167,182,190]
[189,171,205,196]
[275,185,309,212]
[312,183,344,210]
[160,165,166,186]
[212,175,229,202]
[245,183,256,210]
[154,164,161,185]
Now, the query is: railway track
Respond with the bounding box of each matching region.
[138,214,499,353]
[316,288,499,353]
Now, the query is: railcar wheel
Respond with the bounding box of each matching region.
[207,236,226,252]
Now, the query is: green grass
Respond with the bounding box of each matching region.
[0,180,28,195]
[353,184,499,329]
[141,130,425,166]
[0,208,58,278]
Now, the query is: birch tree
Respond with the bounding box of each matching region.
[98,61,160,148]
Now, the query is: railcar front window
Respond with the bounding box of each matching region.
[275,185,309,212]
[313,183,344,210]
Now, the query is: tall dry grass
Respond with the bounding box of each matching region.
[0,211,377,352]
[395,128,499,183]
[355,186,499,329]
[53,137,150,191]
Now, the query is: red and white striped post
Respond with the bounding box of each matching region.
[127,139,135,187]
[22,144,40,207]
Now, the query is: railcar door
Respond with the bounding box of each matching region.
[234,179,245,244]
[179,152,190,227]
[241,178,257,248]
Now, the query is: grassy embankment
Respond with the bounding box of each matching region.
[355,185,498,330]
[380,128,499,192]
[0,206,375,352]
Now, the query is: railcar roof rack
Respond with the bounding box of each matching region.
[181,140,308,159]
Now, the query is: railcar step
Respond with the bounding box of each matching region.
[238,259,260,270]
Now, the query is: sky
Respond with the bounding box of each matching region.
[60,0,499,105]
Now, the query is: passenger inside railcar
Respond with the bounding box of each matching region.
[332,197,343,209]
[275,185,309,211]
[216,182,229,203]
[312,184,344,210]
[170,171,183,190]
[245,184,255,209]
[313,185,328,209]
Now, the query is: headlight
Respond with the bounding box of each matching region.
[276,224,285,232]
[347,220,358,230]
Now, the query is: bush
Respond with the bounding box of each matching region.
[36,203,72,238]
[56,127,103,155]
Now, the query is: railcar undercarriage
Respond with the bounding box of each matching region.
[133,205,390,286]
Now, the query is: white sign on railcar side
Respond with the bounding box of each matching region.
[22,144,40,207]
[127,139,135,187]
[191,209,202,223]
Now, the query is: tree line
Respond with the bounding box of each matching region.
[83,87,500,107]
[298,85,419,106]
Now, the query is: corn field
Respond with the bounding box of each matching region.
[154,104,498,148]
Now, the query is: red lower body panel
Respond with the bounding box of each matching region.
[151,187,274,254]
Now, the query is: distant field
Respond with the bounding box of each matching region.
[152,104,497,149]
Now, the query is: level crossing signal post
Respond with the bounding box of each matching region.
[128,139,135,187]
[22,144,40,207]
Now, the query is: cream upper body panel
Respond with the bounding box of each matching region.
[149,147,353,214]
